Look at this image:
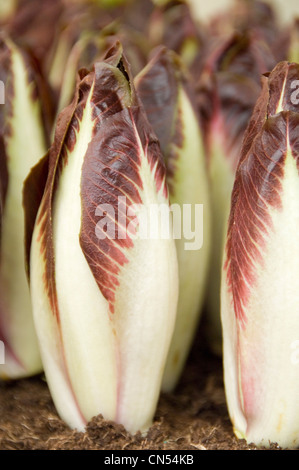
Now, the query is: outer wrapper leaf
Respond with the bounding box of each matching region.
[221,61,299,449]
[26,42,178,434]
[0,37,47,379]
[197,32,276,354]
[135,47,211,392]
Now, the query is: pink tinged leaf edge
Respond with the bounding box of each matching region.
[79,57,168,314]
[223,61,299,328]
[222,63,299,445]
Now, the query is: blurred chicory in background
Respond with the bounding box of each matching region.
[0,35,51,379]
[196,29,276,354]
[135,46,211,392]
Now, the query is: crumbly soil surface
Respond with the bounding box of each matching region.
[0,322,280,451]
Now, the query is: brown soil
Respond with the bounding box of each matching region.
[0,323,280,450]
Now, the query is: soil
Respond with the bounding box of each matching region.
[0,321,280,451]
